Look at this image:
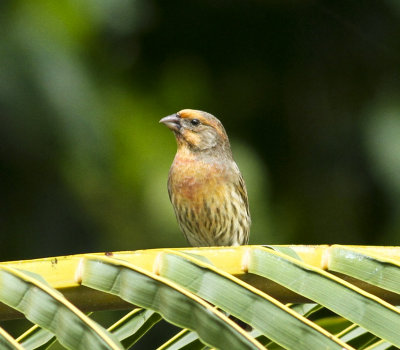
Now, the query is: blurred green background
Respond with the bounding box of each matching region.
[1,0,400,262]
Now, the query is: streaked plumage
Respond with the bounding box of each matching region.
[160,109,250,246]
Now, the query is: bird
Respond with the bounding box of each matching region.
[160,109,251,247]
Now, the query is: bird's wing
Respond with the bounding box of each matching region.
[237,173,250,217]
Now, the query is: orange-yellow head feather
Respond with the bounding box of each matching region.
[160,109,231,156]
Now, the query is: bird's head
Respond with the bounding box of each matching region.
[160,109,231,154]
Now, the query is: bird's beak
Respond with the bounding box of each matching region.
[159,114,181,132]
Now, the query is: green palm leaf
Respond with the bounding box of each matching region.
[0,266,123,350]
[0,246,399,349]
[79,255,265,349]
[0,327,24,350]
[157,250,350,350]
[248,247,400,346]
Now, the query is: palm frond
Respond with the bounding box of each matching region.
[0,245,399,349]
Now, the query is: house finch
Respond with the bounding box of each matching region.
[160,109,251,246]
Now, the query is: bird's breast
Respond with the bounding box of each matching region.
[168,155,228,205]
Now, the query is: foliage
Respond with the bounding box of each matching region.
[0,246,399,349]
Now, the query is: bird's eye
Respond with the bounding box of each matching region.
[191,119,200,126]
